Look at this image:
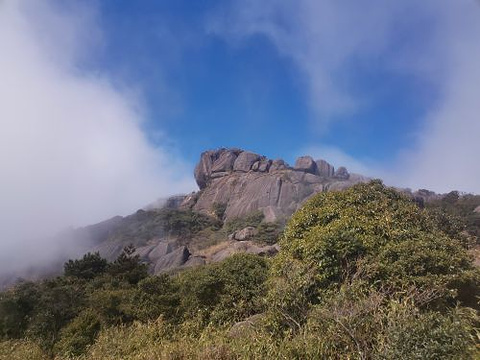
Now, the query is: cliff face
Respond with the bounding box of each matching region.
[182,148,370,222]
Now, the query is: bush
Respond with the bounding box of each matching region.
[268,180,478,331]
[134,274,180,322]
[212,202,227,220]
[224,211,264,235]
[176,253,269,325]
[376,306,478,359]
[256,221,283,245]
[54,309,101,357]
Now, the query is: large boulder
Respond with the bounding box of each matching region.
[194,149,242,189]
[334,166,350,180]
[269,159,288,172]
[211,151,238,173]
[153,246,191,274]
[148,242,173,262]
[233,151,261,172]
[209,241,280,263]
[229,226,258,241]
[294,156,318,174]
[316,159,335,177]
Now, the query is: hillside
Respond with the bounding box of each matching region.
[3,148,480,288]
[1,181,479,359]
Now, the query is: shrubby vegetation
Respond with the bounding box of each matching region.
[105,208,222,247]
[1,181,479,359]
[426,190,480,241]
[0,248,268,358]
[223,210,284,245]
[223,210,265,234]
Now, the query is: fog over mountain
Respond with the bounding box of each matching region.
[0,1,194,274]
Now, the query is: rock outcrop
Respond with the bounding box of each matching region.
[228,226,258,241]
[185,148,369,222]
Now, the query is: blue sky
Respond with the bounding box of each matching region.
[92,0,428,166]
[1,0,480,261]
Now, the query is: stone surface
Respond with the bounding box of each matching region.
[153,246,190,274]
[258,159,271,172]
[294,156,318,174]
[269,159,288,172]
[183,255,206,267]
[230,226,258,241]
[233,151,261,172]
[316,159,335,177]
[209,241,280,263]
[188,148,368,222]
[211,151,238,173]
[334,166,350,180]
[148,242,173,261]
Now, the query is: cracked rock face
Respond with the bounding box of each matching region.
[187,148,368,222]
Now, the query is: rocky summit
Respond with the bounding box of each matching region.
[0,148,371,288]
[179,148,370,222]
[79,148,371,276]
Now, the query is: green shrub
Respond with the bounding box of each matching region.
[54,309,101,357]
[134,274,180,322]
[256,221,283,245]
[0,281,38,339]
[268,181,478,334]
[212,202,227,220]
[224,211,264,234]
[376,306,478,359]
[176,253,269,325]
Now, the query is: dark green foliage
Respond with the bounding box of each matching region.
[134,274,180,322]
[176,253,269,325]
[88,288,138,326]
[25,277,87,354]
[0,281,38,339]
[268,180,478,332]
[107,245,148,285]
[54,309,101,357]
[107,209,221,247]
[64,252,108,280]
[212,202,227,220]
[224,211,264,235]
[256,221,283,245]
[426,191,480,241]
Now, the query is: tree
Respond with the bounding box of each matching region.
[107,245,148,285]
[64,252,108,280]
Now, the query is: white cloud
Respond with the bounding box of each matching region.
[0,1,194,273]
[398,2,480,193]
[212,0,480,193]
[298,145,379,177]
[209,0,406,126]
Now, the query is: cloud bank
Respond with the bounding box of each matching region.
[0,1,194,273]
[211,0,480,193]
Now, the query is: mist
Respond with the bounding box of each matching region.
[0,1,194,275]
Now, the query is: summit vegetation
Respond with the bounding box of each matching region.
[1,181,479,359]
